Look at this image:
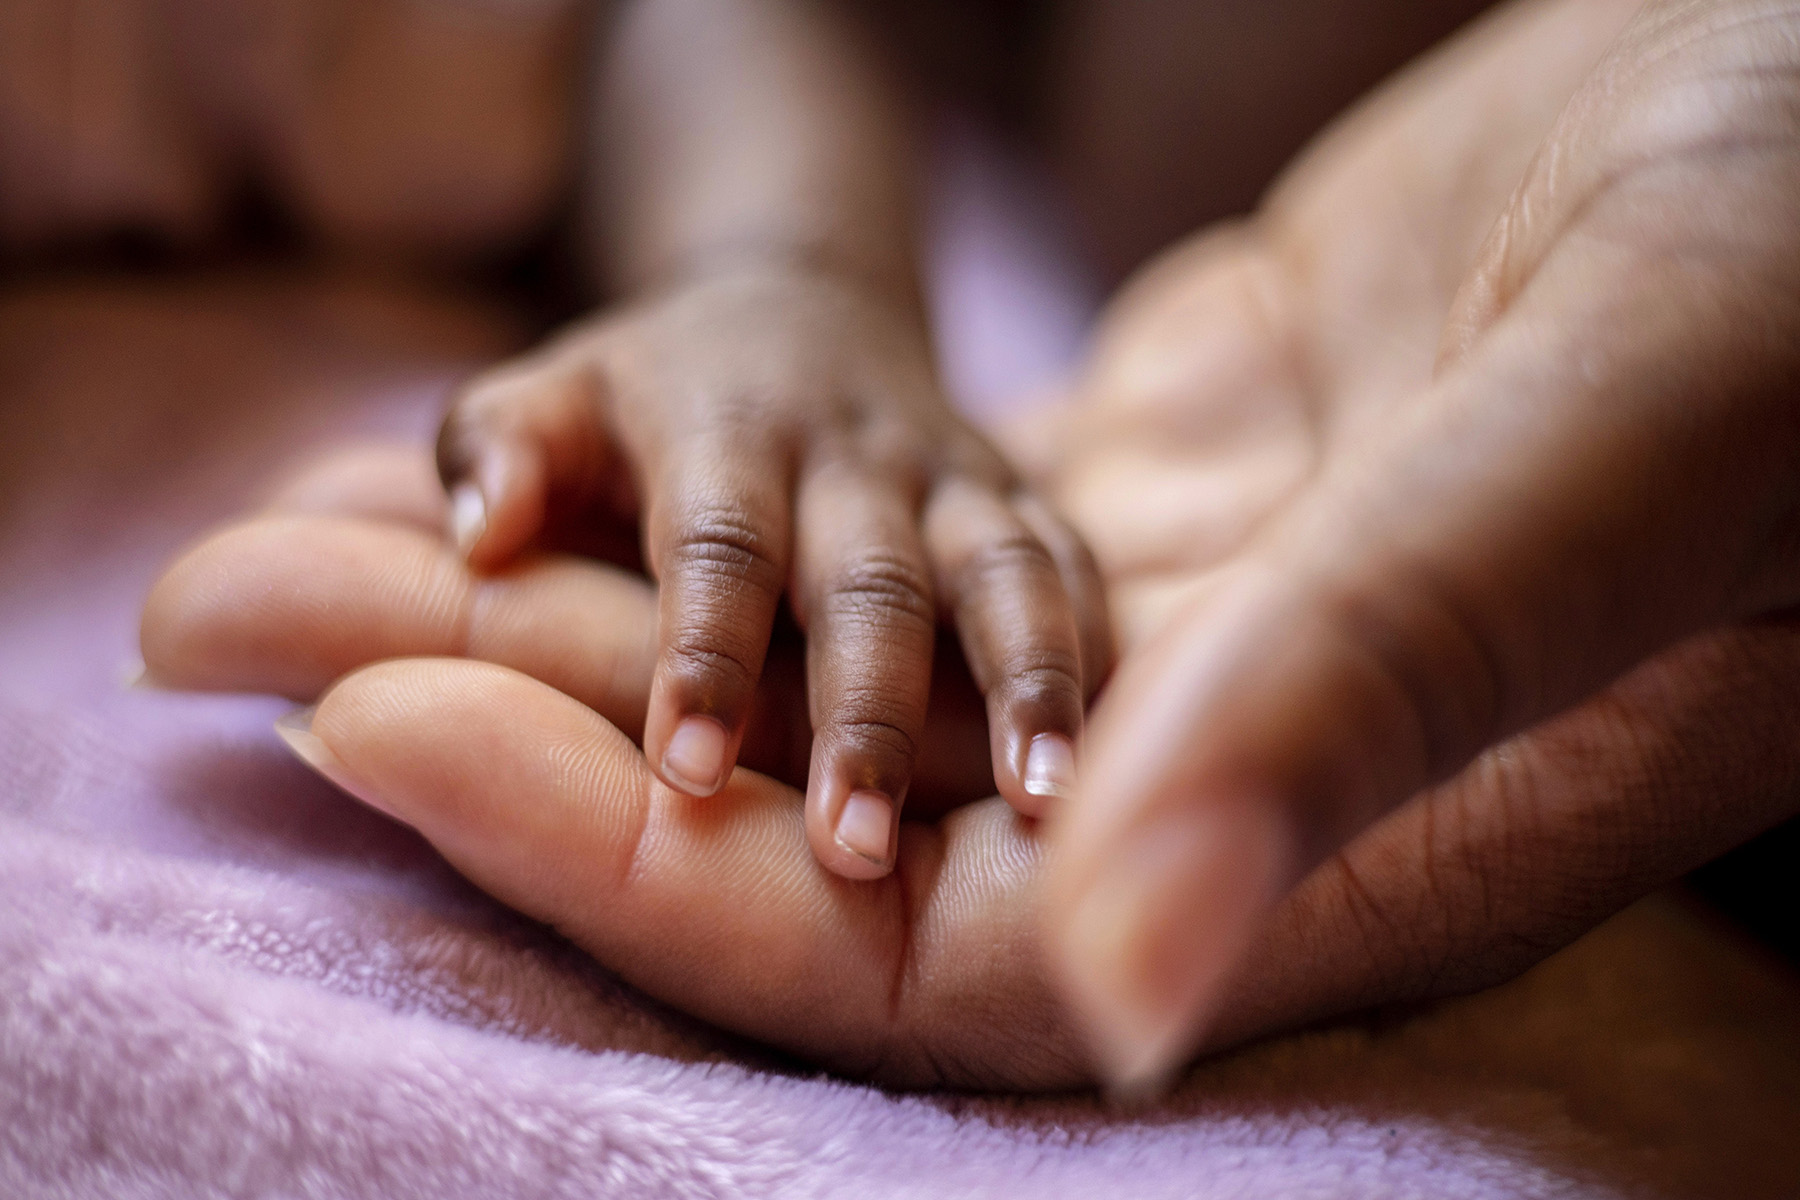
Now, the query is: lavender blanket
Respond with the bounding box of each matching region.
[3,275,1799,1200]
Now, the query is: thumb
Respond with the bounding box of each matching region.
[1044,0,1800,1093]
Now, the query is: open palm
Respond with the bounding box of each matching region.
[142,0,1800,1088]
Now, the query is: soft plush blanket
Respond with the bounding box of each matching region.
[3,272,1799,1200]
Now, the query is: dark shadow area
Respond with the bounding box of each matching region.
[1691,817,1800,965]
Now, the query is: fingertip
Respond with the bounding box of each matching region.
[800,741,901,880]
[802,731,917,880]
[449,481,487,559]
[274,704,410,828]
[657,712,732,797]
[643,644,760,798]
[987,683,1086,820]
[831,789,897,878]
[924,479,1093,817]
[1019,732,1077,814]
[455,445,549,572]
[1048,794,1289,1093]
[642,461,796,796]
[801,738,917,882]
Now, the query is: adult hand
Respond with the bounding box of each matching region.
[145,450,1079,1087]
[1041,0,1800,1090]
[141,0,1800,1090]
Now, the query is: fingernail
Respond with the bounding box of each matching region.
[120,658,164,691]
[1023,734,1077,802]
[449,482,487,557]
[661,714,729,796]
[834,789,895,868]
[1056,802,1286,1098]
[274,708,405,825]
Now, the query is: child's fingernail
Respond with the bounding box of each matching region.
[1056,802,1285,1098]
[1023,733,1077,802]
[834,789,895,868]
[661,714,729,796]
[449,482,487,557]
[274,707,406,826]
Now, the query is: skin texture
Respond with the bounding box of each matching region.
[142,0,1800,1090]
[1040,0,1800,1088]
[438,0,1110,879]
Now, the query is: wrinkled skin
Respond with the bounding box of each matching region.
[1040,0,1800,1086]
[142,0,1800,1089]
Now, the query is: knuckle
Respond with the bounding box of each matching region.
[662,638,759,694]
[667,509,785,596]
[947,442,1015,491]
[998,658,1085,708]
[826,553,935,628]
[959,533,1057,595]
[829,715,920,766]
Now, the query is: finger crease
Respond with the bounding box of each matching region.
[826,558,935,626]
[835,717,920,764]
[665,642,759,690]
[671,516,786,590]
[957,535,1055,598]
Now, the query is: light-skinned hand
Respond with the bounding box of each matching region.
[1041,0,1800,1090]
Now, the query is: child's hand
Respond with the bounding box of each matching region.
[435,263,1110,878]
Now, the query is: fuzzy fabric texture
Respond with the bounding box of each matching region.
[3,271,1800,1200]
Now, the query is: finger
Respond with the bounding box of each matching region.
[924,479,1086,819]
[793,463,937,879]
[639,433,794,799]
[436,348,628,571]
[278,658,1080,1088]
[1216,618,1800,1055]
[1045,4,1800,1093]
[1012,493,1115,700]
[140,509,998,802]
[263,442,448,529]
[140,515,655,738]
